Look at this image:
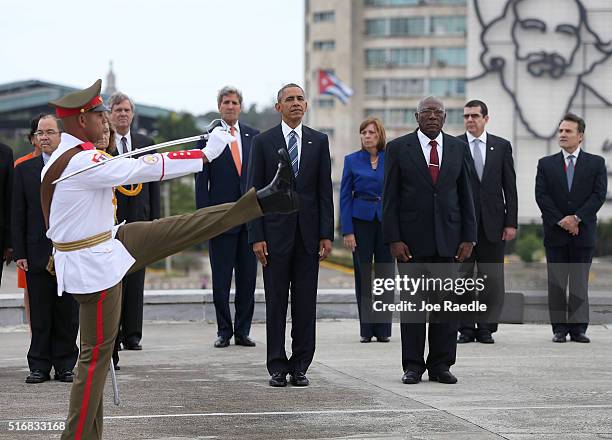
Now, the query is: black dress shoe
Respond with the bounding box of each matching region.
[401,370,422,384]
[376,336,390,343]
[457,334,475,343]
[289,372,309,387]
[54,370,74,382]
[552,333,567,343]
[570,333,590,343]
[114,364,120,371]
[269,372,287,387]
[214,336,230,348]
[360,336,372,343]
[235,335,256,347]
[124,339,142,350]
[26,370,50,384]
[477,333,495,344]
[429,370,458,384]
[256,149,299,214]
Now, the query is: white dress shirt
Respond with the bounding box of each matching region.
[562,146,581,166]
[466,130,488,163]
[114,130,132,154]
[281,120,303,166]
[417,129,443,166]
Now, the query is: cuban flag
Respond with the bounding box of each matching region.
[318,70,354,105]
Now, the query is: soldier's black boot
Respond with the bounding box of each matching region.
[256,148,299,214]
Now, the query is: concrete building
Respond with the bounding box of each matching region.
[305,0,468,207]
[466,0,612,221]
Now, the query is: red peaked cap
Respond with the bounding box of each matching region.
[48,79,109,119]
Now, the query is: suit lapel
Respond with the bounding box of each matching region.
[570,151,587,193]
[405,131,434,186]
[298,126,316,181]
[481,134,496,183]
[436,133,455,187]
[239,123,250,177]
[553,152,570,195]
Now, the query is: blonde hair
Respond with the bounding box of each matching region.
[359,117,386,151]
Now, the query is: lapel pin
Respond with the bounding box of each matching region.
[490,147,494,150]
[308,141,313,144]
[245,133,249,137]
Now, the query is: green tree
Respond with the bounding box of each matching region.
[154,112,200,217]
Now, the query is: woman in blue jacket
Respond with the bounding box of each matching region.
[340,118,393,343]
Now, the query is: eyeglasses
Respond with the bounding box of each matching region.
[418,108,445,116]
[35,130,60,137]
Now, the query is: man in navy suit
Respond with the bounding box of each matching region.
[196,86,260,348]
[383,96,476,385]
[12,115,79,384]
[457,100,518,344]
[535,113,607,343]
[247,83,333,387]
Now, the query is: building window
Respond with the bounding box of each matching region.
[366,48,426,67]
[429,0,465,4]
[365,0,465,5]
[317,98,335,108]
[365,79,424,97]
[430,16,466,35]
[364,108,413,128]
[365,17,426,37]
[445,109,464,125]
[429,78,465,96]
[390,48,426,66]
[313,11,335,22]
[314,40,336,51]
[389,17,426,36]
[365,49,387,67]
[365,19,387,36]
[318,127,335,138]
[431,47,466,66]
[365,0,420,6]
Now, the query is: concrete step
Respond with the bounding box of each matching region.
[2,289,612,326]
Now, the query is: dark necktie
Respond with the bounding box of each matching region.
[566,154,575,191]
[472,138,484,181]
[121,136,128,155]
[288,130,299,177]
[429,140,439,184]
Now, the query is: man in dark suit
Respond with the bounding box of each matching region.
[0,141,14,283]
[456,100,518,344]
[12,115,79,383]
[535,113,607,343]
[247,83,333,387]
[383,96,476,385]
[195,86,260,348]
[109,92,161,353]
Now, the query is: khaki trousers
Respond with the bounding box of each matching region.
[62,189,262,439]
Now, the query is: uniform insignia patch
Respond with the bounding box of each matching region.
[91,152,108,163]
[141,154,159,165]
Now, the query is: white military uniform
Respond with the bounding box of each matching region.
[42,133,204,296]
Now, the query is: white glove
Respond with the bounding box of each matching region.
[202,126,236,162]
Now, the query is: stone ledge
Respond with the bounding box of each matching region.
[2,289,611,326]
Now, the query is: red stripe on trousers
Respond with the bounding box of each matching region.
[75,289,107,440]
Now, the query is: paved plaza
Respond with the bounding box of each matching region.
[1,320,611,439]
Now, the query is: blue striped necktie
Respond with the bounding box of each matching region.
[288,130,299,176]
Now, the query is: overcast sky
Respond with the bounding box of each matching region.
[0,0,305,114]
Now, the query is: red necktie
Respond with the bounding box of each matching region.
[429,140,439,183]
[229,126,241,176]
